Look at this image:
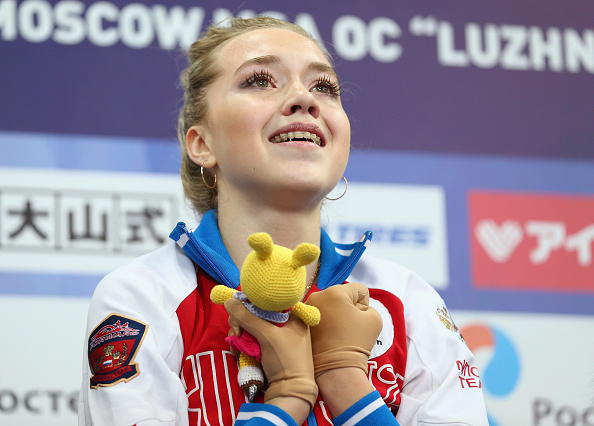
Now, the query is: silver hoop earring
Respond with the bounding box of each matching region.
[325,176,348,201]
[201,160,217,189]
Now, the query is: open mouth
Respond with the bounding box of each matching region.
[270,131,322,146]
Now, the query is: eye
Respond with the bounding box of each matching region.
[312,75,341,96]
[244,70,275,88]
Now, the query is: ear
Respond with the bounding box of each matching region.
[186,125,216,168]
[248,233,274,260]
[291,243,320,268]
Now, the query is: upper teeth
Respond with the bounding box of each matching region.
[271,131,322,146]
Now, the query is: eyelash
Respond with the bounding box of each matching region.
[243,70,341,96]
[244,70,275,87]
[314,75,341,97]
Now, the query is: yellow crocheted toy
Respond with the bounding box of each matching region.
[210,232,321,400]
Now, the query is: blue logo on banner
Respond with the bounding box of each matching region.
[461,323,521,426]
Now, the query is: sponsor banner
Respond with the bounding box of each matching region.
[454,310,594,426]
[3,131,594,314]
[0,295,89,426]
[0,167,194,277]
[344,149,594,315]
[0,133,195,296]
[2,0,593,75]
[1,2,593,160]
[323,182,449,289]
[469,191,594,293]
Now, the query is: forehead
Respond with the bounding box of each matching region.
[215,27,332,72]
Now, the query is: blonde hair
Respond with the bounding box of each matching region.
[177,16,326,215]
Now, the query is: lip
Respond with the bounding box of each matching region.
[268,122,326,147]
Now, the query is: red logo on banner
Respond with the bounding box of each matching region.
[469,191,594,293]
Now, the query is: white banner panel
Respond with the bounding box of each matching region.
[0,295,89,425]
[323,182,450,289]
[0,167,195,276]
[454,310,594,426]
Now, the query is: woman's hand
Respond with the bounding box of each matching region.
[224,299,318,423]
[306,282,383,417]
[306,282,382,377]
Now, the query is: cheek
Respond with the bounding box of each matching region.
[212,107,275,175]
[214,104,258,152]
[333,110,351,169]
[331,109,351,147]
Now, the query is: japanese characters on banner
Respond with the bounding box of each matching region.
[0,166,189,280]
[1,0,593,425]
[469,192,594,293]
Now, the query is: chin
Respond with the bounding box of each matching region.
[272,179,325,197]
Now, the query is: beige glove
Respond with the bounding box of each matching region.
[224,299,318,407]
[306,282,383,378]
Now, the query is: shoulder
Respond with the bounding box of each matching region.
[350,252,462,343]
[87,243,198,340]
[349,252,439,303]
[80,243,197,424]
[352,256,486,424]
[101,241,195,286]
[92,243,196,310]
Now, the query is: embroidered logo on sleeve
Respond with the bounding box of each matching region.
[88,314,148,389]
[436,305,465,343]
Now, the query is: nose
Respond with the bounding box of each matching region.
[281,82,320,119]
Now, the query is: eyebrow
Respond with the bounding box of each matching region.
[233,54,339,80]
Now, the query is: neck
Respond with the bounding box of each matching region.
[216,191,323,286]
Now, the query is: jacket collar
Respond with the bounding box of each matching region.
[169,209,372,290]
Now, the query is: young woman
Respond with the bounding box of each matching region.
[79,17,488,426]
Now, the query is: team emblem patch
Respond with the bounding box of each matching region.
[88,314,148,389]
[436,305,465,343]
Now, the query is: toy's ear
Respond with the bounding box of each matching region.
[248,232,274,260]
[291,243,321,269]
